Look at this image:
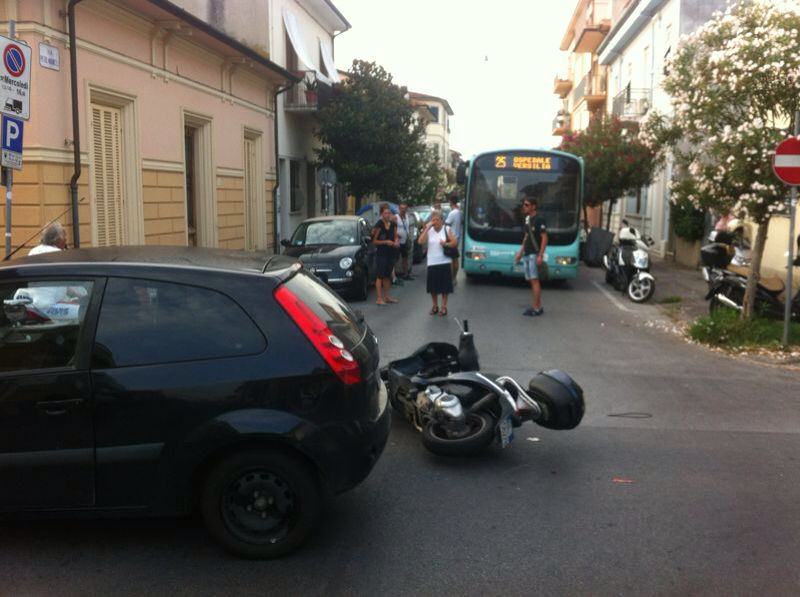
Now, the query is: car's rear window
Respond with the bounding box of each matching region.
[283,271,364,348]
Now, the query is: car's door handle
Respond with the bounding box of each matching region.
[36,398,84,416]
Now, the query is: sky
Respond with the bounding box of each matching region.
[331,0,576,159]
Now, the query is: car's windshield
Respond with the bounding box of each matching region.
[291,220,358,246]
[467,152,580,245]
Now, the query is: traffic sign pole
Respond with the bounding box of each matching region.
[4,168,11,258]
[783,111,800,347]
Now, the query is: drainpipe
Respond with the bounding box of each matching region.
[68,0,84,248]
[272,83,296,254]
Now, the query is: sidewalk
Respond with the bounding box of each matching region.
[648,258,710,324]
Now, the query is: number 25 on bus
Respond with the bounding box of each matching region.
[456,149,583,280]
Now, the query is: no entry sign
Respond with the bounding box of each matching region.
[773,137,800,186]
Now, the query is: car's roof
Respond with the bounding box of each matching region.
[1,246,292,275]
[302,215,361,223]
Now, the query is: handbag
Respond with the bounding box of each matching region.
[443,226,460,259]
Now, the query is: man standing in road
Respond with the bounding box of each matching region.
[445,194,462,281]
[395,202,414,280]
[515,196,548,317]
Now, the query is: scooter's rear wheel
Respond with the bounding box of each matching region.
[422,412,495,457]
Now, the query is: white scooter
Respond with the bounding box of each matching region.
[603,220,656,303]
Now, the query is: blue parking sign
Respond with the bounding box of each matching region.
[1,115,23,153]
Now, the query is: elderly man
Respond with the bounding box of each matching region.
[29,222,67,256]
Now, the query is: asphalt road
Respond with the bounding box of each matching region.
[4,266,800,596]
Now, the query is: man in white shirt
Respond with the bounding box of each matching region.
[445,195,463,281]
[28,222,67,255]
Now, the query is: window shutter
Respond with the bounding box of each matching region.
[91,104,124,246]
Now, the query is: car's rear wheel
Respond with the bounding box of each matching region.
[201,448,321,559]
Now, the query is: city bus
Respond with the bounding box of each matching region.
[458,149,583,281]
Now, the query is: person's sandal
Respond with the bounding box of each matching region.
[439,307,448,317]
[429,306,438,315]
[385,297,399,304]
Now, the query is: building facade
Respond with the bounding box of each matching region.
[597,0,728,257]
[0,0,291,256]
[408,91,454,180]
[553,0,612,228]
[173,0,350,242]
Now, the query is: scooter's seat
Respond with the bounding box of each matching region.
[727,264,785,294]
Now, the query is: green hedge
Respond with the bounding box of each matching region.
[672,198,705,241]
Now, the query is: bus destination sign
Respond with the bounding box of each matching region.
[494,155,552,171]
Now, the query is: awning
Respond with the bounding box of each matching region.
[283,7,332,85]
[319,40,340,84]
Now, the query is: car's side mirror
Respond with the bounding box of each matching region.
[456,161,469,185]
[280,239,291,247]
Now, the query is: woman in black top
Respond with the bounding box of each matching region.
[371,203,399,305]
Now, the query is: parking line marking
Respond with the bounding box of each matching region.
[592,281,632,312]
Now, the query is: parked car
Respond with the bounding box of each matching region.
[281,216,375,301]
[0,247,390,559]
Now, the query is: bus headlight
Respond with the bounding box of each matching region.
[339,257,354,269]
[466,246,487,260]
[555,256,577,265]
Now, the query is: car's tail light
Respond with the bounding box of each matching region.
[274,285,362,385]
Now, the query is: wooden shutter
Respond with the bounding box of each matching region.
[91,104,124,246]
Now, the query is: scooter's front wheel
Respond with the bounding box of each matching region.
[422,412,495,457]
[627,276,655,303]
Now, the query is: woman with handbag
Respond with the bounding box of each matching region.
[419,209,457,316]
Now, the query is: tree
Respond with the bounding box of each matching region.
[404,146,446,205]
[558,116,659,230]
[640,0,800,319]
[315,60,432,206]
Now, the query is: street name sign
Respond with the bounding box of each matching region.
[0,34,31,120]
[1,114,23,170]
[773,137,800,186]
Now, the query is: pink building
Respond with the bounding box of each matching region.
[0,0,294,255]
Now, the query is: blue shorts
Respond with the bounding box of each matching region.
[522,255,539,281]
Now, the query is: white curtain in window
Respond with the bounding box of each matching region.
[319,40,340,83]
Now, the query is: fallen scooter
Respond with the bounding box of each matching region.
[381,321,585,456]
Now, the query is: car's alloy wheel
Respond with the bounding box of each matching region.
[201,449,321,559]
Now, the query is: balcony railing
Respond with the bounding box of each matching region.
[612,87,652,121]
[552,112,571,136]
[285,76,318,112]
[553,74,572,97]
[572,69,606,107]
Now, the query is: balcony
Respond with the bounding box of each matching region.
[553,74,573,97]
[572,68,606,109]
[285,70,334,114]
[560,0,612,53]
[612,87,652,122]
[552,112,571,136]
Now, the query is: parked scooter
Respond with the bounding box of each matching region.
[701,230,800,319]
[603,220,656,303]
[381,321,585,457]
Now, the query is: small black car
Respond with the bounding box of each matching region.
[0,247,390,559]
[281,216,375,301]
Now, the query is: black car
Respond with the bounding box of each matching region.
[0,247,390,559]
[281,216,375,300]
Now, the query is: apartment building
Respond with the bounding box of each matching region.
[597,0,727,257]
[0,0,292,256]
[175,0,350,241]
[408,91,455,180]
[553,0,612,228]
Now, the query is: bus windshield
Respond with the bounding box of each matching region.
[467,152,580,245]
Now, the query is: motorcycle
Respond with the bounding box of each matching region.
[603,220,656,303]
[701,230,800,319]
[381,321,585,457]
